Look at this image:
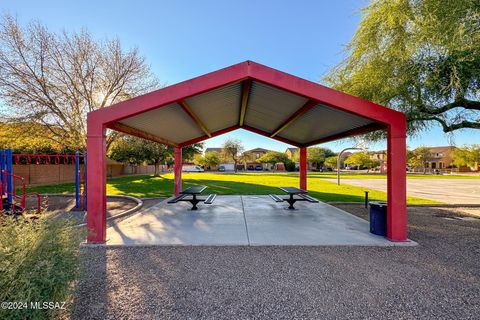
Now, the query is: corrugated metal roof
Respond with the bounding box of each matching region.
[115,81,377,147]
[119,103,204,144]
[278,104,375,145]
[244,81,308,133]
[185,82,241,132]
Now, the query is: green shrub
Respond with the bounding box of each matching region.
[284,160,296,172]
[0,215,83,320]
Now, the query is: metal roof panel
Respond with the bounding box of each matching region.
[278,104,374,144]
[185,83,241,133]
[119,103,204,144]
[244,81,308,133]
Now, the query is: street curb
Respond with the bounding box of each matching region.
[42,193,144,227]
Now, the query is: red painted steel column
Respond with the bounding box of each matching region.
[86,116,107,243]
[299,147,307,190]
[387,121,407,241]
[174,147,182,196]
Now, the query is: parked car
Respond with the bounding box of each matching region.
[182,165,204,172]
[247,165,255,170]
[255,165,263,171]
[218,166,226,172]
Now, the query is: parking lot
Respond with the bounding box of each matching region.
[332,178,480,204]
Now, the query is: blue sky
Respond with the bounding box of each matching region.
[2,0,477,152]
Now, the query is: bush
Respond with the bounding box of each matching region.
[284,161,296,172]
[0,216,83,320]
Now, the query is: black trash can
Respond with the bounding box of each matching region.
[369,201,387,236]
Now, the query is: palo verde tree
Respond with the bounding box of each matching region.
[222,138,244,172]
[0,14,158,151]
[325,0,480,137]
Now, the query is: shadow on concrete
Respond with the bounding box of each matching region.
[108,175,369,203]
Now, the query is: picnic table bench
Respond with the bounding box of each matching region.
[167,186,217,210]
[269,186,318,209]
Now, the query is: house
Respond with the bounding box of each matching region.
[244,148,271,159]
[368,150,387,173]
[204,147,275,171]
[243,148,274,170]
[425,146,455,170]
[204,147,223,154]
[285,147,298,160]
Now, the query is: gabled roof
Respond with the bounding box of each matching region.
[204,148,223,153]
[285,147,298,154]
[89,61,405,148]
[245,148,271,153]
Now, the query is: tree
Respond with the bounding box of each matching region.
[344,152,379,172]
[222,139,244,172]
[407,146,432,173]
[307,147,335,170]
[182,143,204,162]
[141,141,172,176]
[0,122,73,154]
[109,135,202,176]
[239,151,256,169]
[193,151,221,170]
[108,136,146,166]
[452,145,480,171]
[0,14,158,150]
[256,151,290,172]
[324,0,480,137]
[324,156,338,169]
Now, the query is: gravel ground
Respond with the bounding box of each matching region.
[72,205,480,320]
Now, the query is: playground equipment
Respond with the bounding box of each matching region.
[0,148,86,215]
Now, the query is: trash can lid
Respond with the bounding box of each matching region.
[369,201,387,207]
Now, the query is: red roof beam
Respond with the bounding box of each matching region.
[178,100,211,137]
[109,122,178,147]
[270,100,317,137]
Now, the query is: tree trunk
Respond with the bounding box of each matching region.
[154,162,159,176]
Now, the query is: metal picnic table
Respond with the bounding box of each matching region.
[269,186,319,209]
[167,185,217,210]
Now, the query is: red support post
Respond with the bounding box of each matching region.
[386,121,407,241]
[174,147,182,196]
[86,116,107,243]
[299,147,307,190]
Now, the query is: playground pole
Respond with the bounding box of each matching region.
[0,150,4,194]
[75,151,80,208]
[6,148,12,203]
[84,153,87,210]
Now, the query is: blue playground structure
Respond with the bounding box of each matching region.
[0,148,86,214]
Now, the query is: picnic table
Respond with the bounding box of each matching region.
[167,185,216,210]
[269,186,318,209]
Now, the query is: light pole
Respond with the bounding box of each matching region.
[337,147,368,185]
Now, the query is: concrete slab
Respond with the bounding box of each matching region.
[242,196,397,246]
[106,195,248,245]
[105,195,415,246]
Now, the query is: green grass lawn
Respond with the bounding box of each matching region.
[26,172,441,204]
